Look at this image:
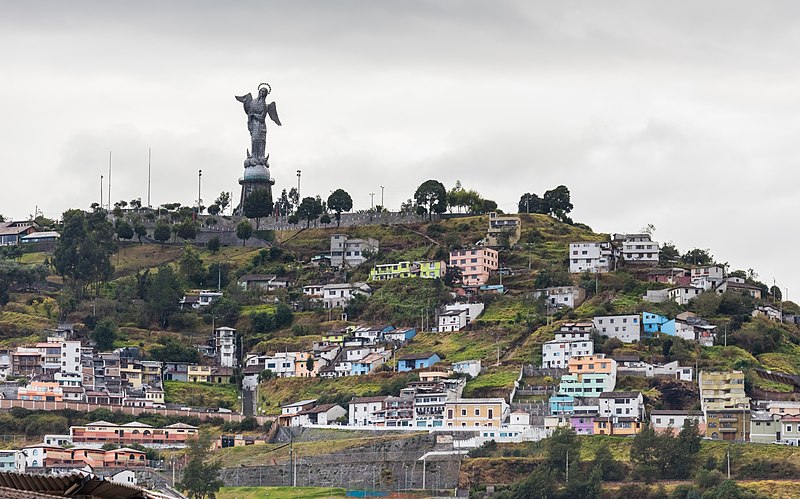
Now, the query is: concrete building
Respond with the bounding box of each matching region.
[593,314,641,343]
[437,302,485,332]
[214,326,237,368]
[486,212,521,248]
[322,282,372,309]
[699,370,751,441]
[598,391,644,420]
[569,241,613,273]
[558,354,617,397]
[349,396,389,426]
[369,260,446,281]
[668,286,704,305]
[541,323,594,369]
[534,286,586,310]
[614,233,659,265]
[651,410,705,435]
[330,234,379,268]
[445,398,509,428]
[449,247,499,287]
[750,412,780,444]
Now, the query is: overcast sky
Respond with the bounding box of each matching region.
[1,1,798,295]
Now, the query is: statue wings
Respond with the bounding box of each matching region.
[267,101,282,126]
[235,93,253,114]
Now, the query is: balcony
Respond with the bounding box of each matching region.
[719,427,738,433]
[718,417,739,423]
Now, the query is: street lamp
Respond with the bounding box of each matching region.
[198,169,203,212]
[380,185,384,209]
[370,192,375,210]
[296,170,301,198]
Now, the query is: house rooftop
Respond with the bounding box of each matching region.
[599,391,642,399]
[352,396,389,404]
[282,399,317,408]
[399,352,439,361]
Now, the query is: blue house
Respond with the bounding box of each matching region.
[385,327,417,343]
[549,395,575,415]
[397,352,442,372]
[642,312,669,334]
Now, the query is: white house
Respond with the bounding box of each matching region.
[21,444,60,468]
[453,360,482,378]
[653,361,693,382]
[668,286,703,305]
[437,309,468,333]
[322,283,372,308]
[0,450,25,473]
[598,391,645,420]
[330,234,379,268]
[534,286,586,309]
[690,266,725,283]
[238,274,289,292]
[651,410,705,434]
[541,325,594,369]
[303,284,324,297]
[349,396,388,426]
[715,277,763,300]
[593,315,641,343]
[291,404,347,427]
[615,233,659,265]
[569,242,613,273]
[213,327,237,368]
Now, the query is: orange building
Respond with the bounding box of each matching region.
[594,417,643,436]
[17,381,63,402]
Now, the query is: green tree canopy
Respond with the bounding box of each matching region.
[153,221,172,248]
[178,431,223,499]
[146,265,184,327]
[91,318,117,351]
[414,180,447,220]
[296,196,323,227]
[243,188,273,229]
[53,209,116,300]
[327,189,353,227]
[236,220,253,247]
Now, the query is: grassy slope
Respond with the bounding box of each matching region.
[163,380,239,409]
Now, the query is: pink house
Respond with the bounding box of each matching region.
[570,414,595,435]
[449,247,499,287]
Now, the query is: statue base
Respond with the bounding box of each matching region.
[235,165,274,216]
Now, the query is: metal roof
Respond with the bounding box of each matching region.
[0,470,151,498]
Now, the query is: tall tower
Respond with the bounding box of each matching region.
[237,161,274,214]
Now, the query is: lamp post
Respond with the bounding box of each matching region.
[197,169,203,212]
[380,185,384,208]
[296,170,301,198]
[370,193,375,210]
[100,175,104,208]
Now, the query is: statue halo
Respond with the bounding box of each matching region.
[258,82,272,95]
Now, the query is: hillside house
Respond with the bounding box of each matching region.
[651,410,705,435]
[398,353,442,372]
[291,404,347,427]
[541,324,594,369]
[449,247,499,287]
[369,260,446,281]
[614,233,659,265]
[330,234,379,268]
[593,314,641,343]
[322,282,372,308]
[642,311,669,334]
[238,274,289,292]
[349,396,389,426]
[0,220,40,246]
[715,277,763,299]
[668,285,703,305]
[598,391,644,420]
[486,212,521,247]
[534,286,586,309]
[569,241,613,273]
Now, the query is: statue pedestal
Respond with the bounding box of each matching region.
[235,165,274,216]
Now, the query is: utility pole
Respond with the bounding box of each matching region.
[147,148,152,208]
[370,193,375,210]
[566,449,569,482]
[727,448,731,479]
[380,185,384,208]
[100,175,104,208]
[108,150,112,211]
[296,170,301,198]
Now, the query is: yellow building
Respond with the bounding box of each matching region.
[187,365,211,383]
[369,261,446,281]
[294,352,317,377]
[698,371,749,412]
[444,398,509,428]
[120,360,143,389]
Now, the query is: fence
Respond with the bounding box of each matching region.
[0,399,274,424]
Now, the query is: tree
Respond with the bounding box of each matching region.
[414,180,447,220]
[115,220,134,242]
[287,214,299,226]
[593,443,625,481]
[146,265,184,327]
[153,221,171,248]
[770,285,783,301]
[178,431,223,499]
[443,265,463,287]
[659,242,681,266]
[681,248,714,266]
[214,191,231,214]
[542,185,573,221]
[236,220,253,247]
[207,204,221,216]
[320,213,331,225]
[129,198,142,210]
[91,318,117,351]
[149,336,200,363]
[327,189,353,227]
[176,220,198,241]
[53,209,116,300]
[207,236,221,254]
[296,196,323,227]
[243,188,273,229]
[545,426,581,479]
[133,219,147,243]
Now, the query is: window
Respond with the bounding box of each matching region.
[461,409,467,416]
